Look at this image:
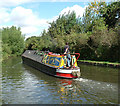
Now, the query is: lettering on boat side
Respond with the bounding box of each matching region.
[45,55,62,67]
[49,56,61,67]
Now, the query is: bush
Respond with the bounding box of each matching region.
[2,26,25,60]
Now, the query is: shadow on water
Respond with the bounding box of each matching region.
[2,57,118,104]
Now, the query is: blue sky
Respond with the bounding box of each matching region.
[21,2,87,19]
[0,0,112,38]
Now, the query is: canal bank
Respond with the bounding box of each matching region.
[78,60,120,68]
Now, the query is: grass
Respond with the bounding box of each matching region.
[78,59,120,67]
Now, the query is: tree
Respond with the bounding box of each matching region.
[101,1,120,29]
[2,26,25,60]
[82,1,107,33]
[47,11,81,38]
[25,1,119,62]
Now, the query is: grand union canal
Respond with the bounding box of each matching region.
[1,57,118,104]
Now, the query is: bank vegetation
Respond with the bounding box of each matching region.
[25,1,120,62]
[1,1,120,63]
[1,26,24,61]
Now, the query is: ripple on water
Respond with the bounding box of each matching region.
[2,57,118,104]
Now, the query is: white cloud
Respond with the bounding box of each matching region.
[0,8,10,24]
[59,5,86,17]
[9,6,49,35]
[21,26,38,34]
[48,5,87,24]
[0,0,90,7]
[0,3,87,38]
[10,6,40,27]
[0,0,33,7]
[0,5,49,38]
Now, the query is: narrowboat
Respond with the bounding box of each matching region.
[22,50,81,79]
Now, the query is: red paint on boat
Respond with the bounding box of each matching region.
[56,72,77,78]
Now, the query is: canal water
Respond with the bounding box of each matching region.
[1,57,118,104]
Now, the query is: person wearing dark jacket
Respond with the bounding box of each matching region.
[64,42,71,68]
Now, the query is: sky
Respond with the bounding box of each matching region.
[0,0,113,38]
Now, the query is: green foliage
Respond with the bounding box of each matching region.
[2,26,25,60]
[101,1,120,28]
[48,11,82,38]
[25,1,120,62]
[25,34,52,51]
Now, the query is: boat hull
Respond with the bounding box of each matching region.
[22,50,80,79]
[22,56,56,76]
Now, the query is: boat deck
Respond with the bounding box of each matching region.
[22,50,43,63]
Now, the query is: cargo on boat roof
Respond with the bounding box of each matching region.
[22,50,81,79]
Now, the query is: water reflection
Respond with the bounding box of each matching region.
[23,64,118,104]
[2,57,118,104]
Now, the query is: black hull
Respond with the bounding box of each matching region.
[22,56,57,76]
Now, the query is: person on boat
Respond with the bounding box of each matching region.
[64,42,71,68]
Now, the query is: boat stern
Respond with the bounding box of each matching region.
[56,67,81,79]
